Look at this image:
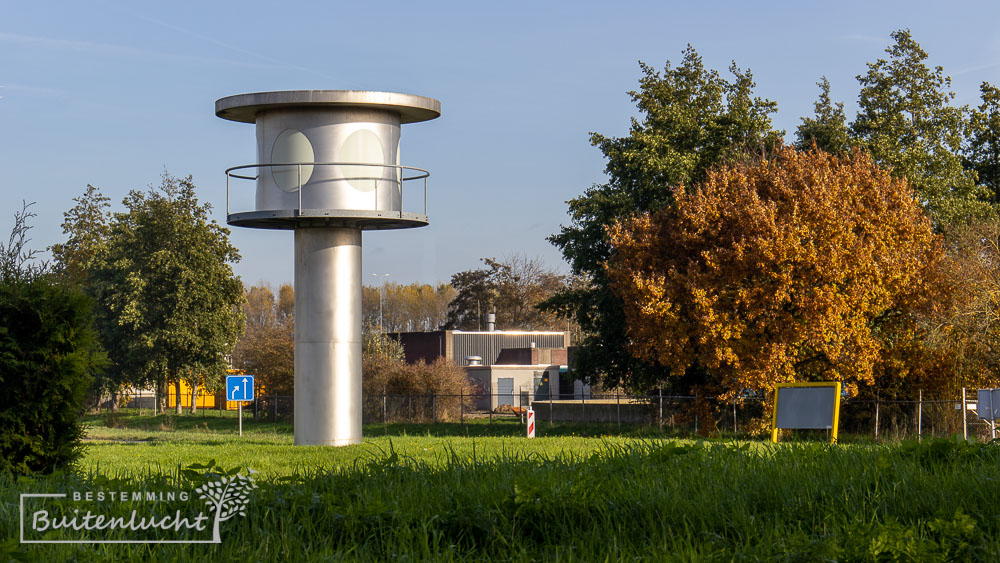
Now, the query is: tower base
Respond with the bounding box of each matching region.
[293,227,362,446]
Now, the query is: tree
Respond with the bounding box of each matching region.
[851,29,991,227]
[89,173,245,414]
[546,47,782,390]
[49,185,127,405]
[445,254,567,331]
[914,218,1000,396]
[50,185,111,287]
[795,77,851,154]
[606,147,943,399]
[965,82,1000,204]
[0,203,106,474]
[442,268,495,331]
[362,282,455,333]
[277,283,294,319]
[231,283,295,396]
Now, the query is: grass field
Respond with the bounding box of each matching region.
[4,413,1000,561]
[80,412,666,475]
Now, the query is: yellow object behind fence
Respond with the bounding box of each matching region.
[165,379,218,409]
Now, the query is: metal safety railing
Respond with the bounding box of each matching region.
[225,162,430,219]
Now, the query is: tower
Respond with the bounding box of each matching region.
[217,90,440,445]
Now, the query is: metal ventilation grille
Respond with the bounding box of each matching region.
[452,333,566,366]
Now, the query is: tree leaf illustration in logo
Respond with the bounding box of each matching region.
[195,473,258,543]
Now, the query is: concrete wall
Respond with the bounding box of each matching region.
[465,365,561,411]
[465,367,493,411]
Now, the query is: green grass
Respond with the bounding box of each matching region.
[3,413,1000,561]
[80,413,674,475]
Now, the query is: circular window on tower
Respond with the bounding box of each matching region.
[270,129,315,192]
[339,129,384,193]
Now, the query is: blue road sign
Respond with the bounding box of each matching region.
[227,374,255,401]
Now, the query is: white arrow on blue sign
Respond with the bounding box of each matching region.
[227,374,255,401]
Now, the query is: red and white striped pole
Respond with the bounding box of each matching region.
[527,407,535,438]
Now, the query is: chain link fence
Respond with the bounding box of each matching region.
[89,389,998,441]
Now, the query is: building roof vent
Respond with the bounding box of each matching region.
[465,355,483,366]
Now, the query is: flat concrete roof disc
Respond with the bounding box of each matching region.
[216,90,441,123]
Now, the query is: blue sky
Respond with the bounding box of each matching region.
[3,1,1000,287]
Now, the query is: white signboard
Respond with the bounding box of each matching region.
[978,389,1000,421]
[771,382,842,444]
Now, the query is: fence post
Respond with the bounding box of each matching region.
[460,388,464,425]
[432,393,436,424]
[382,391,387,424]
[616,390,621,429]
[489,390,493,424]
[918,389,923,442]
[273,395,278,422]
[658,388,663,430]
[733,401,737,435]
[671,397,675,430]
[874,395,880,441]
[962,387,968,440]
[408,395,412,423]
[694,393,699,435]
[549,384,554,426]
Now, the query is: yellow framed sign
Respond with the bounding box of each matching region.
[770,382,842,444]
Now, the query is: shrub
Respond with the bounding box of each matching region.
[0,204,105,475]
[363,357,473,422]
[0,276,105,474]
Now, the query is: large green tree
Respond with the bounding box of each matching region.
[966,82,1000,204]
[795,77,851,154]
[89,174,245,414]
[49,185,126,403]
[50,184,111,287]
[545,47,782,390]
[851,29,991,227]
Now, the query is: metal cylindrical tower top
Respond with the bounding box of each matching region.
[218,89,441,447]
[217,90,441,230]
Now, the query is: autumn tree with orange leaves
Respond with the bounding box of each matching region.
[607,147,946,399]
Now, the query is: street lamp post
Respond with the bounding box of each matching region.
[371,273,390,333]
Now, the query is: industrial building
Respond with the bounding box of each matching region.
[391,329,590,410]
